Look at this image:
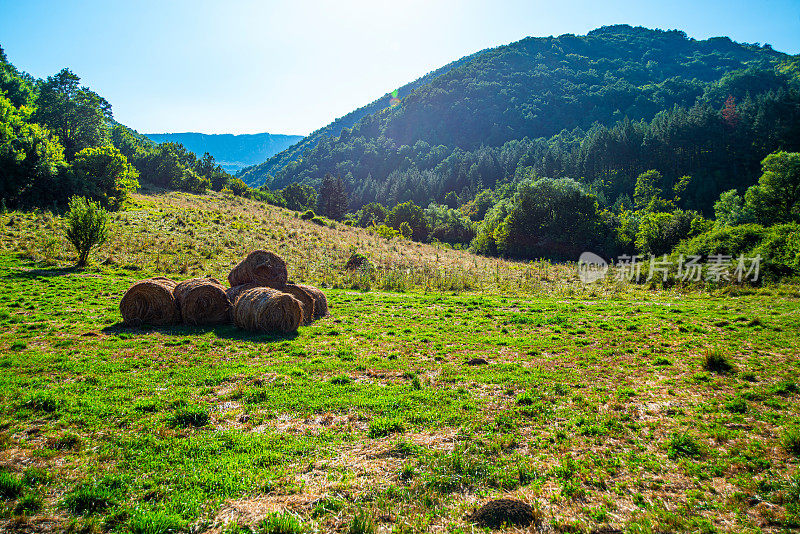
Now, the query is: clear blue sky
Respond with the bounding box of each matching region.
[1,0,798,136]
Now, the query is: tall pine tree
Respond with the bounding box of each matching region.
[317,174,348,220]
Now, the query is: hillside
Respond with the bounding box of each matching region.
[144,132,304,173]
[1,191,799,533]
[239,25,798,215]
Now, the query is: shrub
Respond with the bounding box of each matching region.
[258,511,304,534]
[704,348,733,374]
[0,471,23,498]
[129,510,186,534]
[368,416,405,438]
[724,396,748,414]
[667,432,704,459]
[170,406,210,428]
[398,221,412,239]
[782,426,800,456]
[300,209,315,220]
[330,374,351,385]
[14,494,43,515]
[64,195,109,267]
[345,253,372,271]
[23,391,59,413]
[374,224,399,239]
[62,481,116,515]
[348,509,376,534]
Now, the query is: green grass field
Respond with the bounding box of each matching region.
[1,193,799,533]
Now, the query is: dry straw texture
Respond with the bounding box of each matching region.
[119,277,181,326]
[295,284,328,319]
[174,278,231,326]
[232,287,303,333]
[283,283,315,324]
[225,283,260,306]
[227,250,288,289]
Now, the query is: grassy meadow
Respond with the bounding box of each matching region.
[0,192,799,534]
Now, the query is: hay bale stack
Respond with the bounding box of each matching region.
[120,277,181,326]
[174,278,231,326]
[283,283,315,324]
[232,287,303,333]
[295,284,328,319]
[227,250,288,289]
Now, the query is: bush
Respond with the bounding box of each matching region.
[258,511,304,534]
[348,509,377,534]
[23,391,59,413]
[667,433,704,459]
[0,471,23,498]
[14,494,43,515]
[368,416,405,438]
[62,481,116,515]
[300,209,315,220]
[129,510,186,534]
[64,195,109,267]
[782,426,800,456]
[704,348,733,374]
[170,406,210,428]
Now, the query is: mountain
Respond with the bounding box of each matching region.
[145,132,303,173]
[238,25,798,214]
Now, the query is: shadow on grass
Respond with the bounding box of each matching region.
[4,265,81,280]
[101,322,299,342]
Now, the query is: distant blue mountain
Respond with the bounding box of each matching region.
[144,132,304,173]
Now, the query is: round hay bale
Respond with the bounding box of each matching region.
[470,498,536,529]
[227,250,288,289]
[120,277,181,326]
[283,283,315,324]
[174,278,231,326]
[295,284,328,319]
[225,283,260,306]
[232,287,303,333]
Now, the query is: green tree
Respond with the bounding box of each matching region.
[634,170,663,210]
[71,146,139,208]
[635,209,704,256]
[32,69,112,160]
[356,202,387,227]
[714,189,753,227]
[744,151,800,224]
[0,94,67,207]
[473,178,602,260]
[281,183,317,211]
[223,177,250,196]
[317,174,349,220]
[386,201,429,241]
[64,196,108,267]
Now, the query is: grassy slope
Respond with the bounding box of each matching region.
[0,193,799,534]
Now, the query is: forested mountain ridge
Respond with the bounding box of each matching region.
[236,49,483,183]
[238,25,797,215]
[144,132,303,173]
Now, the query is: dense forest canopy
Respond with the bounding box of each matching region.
[239,25,798,217]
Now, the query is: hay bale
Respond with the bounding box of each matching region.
[120,277,181,326]
[225,283,260,306]
[293,284,328,319]
[174,278,231,326]
[283,283,315,324]
[227,250,288,289]
[232,287,303,333]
